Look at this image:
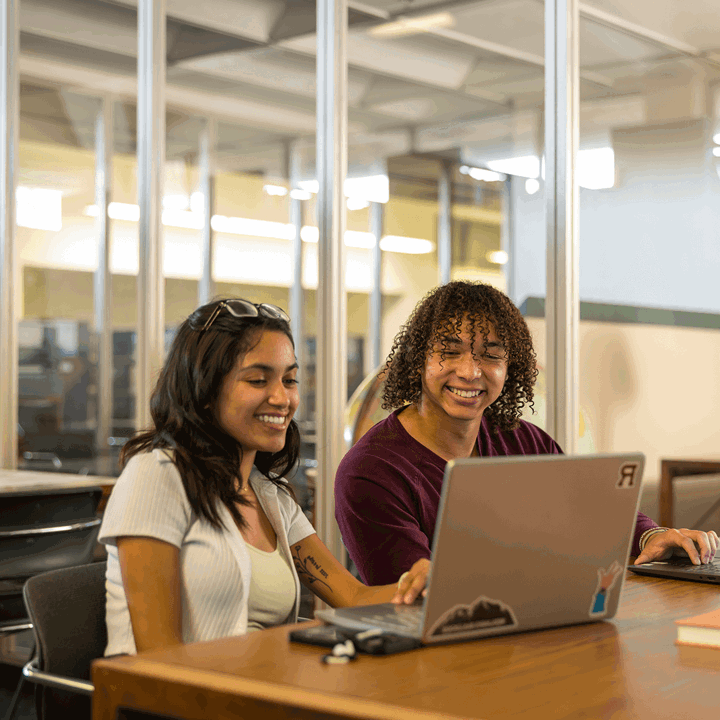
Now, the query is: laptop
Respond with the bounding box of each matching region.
[628,556,720,584]
[318,452,645,645]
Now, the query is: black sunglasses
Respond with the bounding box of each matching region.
[200,299,290,332]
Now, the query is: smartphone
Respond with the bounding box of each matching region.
[289,625,350,648]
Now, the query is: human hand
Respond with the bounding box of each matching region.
[391,559,430,604]
[634,528,719,566]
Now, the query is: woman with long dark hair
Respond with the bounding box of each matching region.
[100,299,428,655]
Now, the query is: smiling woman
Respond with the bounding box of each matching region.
[98,298,430,656]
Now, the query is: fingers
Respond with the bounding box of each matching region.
[634,527,718,566]
[391,559,430,604]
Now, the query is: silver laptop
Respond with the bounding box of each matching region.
[318,452,645,645]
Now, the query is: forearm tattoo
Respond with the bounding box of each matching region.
[292,544,331,592]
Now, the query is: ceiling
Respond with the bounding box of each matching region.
[16,0,720,178]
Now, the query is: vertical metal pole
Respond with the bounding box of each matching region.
[94,98,114,475]
[198,118,215,306]
[0,0,18,469]
[316,0,348,560]
[502,176,515,304]
[437,160,452,284]
[287,143,306,421]
[545,0,580,454]
[136,0,166,432]
[369,201,383,371]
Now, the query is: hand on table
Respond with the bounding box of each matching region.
[634,528,719,566]
[391,559,430,605]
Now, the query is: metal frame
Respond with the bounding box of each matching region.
[315,0,348,561]
[136,0,166,431]
[94,97,113,475]
[545,0,580,454]
[437,160,452,285]
[287,141,306,421]
[369,201,383,371]
[23,657,94,695]
[0,0,18,469]
[197,118,216,306]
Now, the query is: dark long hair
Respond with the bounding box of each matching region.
[382,281,537,431]
[120,299,300,530]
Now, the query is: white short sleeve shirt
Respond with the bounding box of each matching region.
[99,449,315,655]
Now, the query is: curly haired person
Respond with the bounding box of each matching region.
[335,281,717,585]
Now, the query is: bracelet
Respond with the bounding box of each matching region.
[639,527,668,551]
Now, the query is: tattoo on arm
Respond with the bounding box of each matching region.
[292,544,331,592]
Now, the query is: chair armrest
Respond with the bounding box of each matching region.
[22,658,94,696]
[0,518,100,538]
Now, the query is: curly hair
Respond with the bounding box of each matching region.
[120,298,299,530]
[382,281,537,431]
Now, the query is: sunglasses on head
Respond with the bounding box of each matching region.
[200,299,290,332]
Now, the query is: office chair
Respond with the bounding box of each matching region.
[0,487,103,720]
[21,561,107,720]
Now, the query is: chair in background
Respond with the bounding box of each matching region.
[0,487,103,719]
[21,561,107,720]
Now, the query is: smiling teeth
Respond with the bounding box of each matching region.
[257,415,285,425]
[448,388,481,398]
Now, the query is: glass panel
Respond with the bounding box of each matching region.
[18,86,103,474]
[577,2,720,525]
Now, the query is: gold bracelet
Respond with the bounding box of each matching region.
[639,527,668,551]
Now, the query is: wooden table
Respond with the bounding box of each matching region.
[92,573,720,720]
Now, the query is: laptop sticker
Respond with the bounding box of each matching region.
[589,560,622,616]
[428,595,518,639]
[616,463,640,489]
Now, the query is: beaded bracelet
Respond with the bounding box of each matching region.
[639,526,668,551]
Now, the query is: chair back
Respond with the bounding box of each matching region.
[23,561,107,719]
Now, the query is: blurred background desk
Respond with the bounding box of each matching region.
[0,470,116,513]
[93,573,720,720]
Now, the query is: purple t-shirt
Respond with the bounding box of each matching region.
[335,408,656,585]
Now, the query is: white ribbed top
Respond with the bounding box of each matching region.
[99,449,314,655]
[245,543,295,632]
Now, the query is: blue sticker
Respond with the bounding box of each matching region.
[589,560,623,617]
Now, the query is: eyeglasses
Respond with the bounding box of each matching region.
[200,299,290,332]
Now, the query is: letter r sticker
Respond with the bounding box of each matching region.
[617,463,638,489]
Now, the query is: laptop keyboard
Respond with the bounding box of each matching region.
[672,561,720,575]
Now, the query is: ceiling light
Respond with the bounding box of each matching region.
[370,12,455,39]
[713,147,720,157]
[380,236,434,254]
[290,188,313,201]
[488,156,540,179]
[486,250,509,265]
[467,167,506,183]
[713,133,720,144]
[264,184,289,197]
[16,187,63,231]
[347,198,370,211]
[577,147,615,190]
[525,178,540,195]
[84,203,431,254]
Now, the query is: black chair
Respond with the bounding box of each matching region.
[21,561,107,720]
[0,487,103,720]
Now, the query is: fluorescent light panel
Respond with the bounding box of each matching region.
[83,203,433,254]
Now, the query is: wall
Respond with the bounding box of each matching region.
[526,315,720,516]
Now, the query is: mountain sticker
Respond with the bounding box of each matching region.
[428,595,518,639]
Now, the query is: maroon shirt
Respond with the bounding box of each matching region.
[335,408,655,585]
